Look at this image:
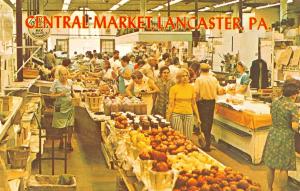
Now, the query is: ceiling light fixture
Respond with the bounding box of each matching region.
[118,0,130,6]
[152,5,164,11]
[188,12,194,15]
[164,0,183,6]
[256,0,293,10]
[225,11,233,15]
[199,7,210,11]
[242,6,252,12]
[214,0,239,8]
[62,0,72,11]
[146,11,153,14]
[110,4,120,11]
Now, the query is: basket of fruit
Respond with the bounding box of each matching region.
[85,92,103,112]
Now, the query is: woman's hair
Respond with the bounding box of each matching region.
[176,68,189,83]
[62,58,71,67]
[58,67,69,78]
[131,70,143,80]
[121,56,130,63]
[283,80,299,97]
[137,60,146,67]
[237,61,247,71]
[103,60,111,68]
[159,66,170,76]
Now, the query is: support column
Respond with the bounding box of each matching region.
[280,0,287,32]
[16,0,23,81]
[238,0,243,33]
[140,0,146,32]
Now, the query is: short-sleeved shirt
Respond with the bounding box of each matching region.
[50,79,73,113]
[169,84,195,115]
[238,72,251,85]
[194,73,220,100]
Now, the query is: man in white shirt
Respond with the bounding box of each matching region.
[158,53,170,69]
[109,50,121,71]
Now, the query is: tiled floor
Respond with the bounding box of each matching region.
[32,131,300,191]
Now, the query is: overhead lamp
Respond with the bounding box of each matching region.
[188,12,194,15]
[199,7,210,12]
[152,5,164,11]
[256,0,293,10]
[10,0,16,5]
[62,4,69,11]
[164,0,183,6]
[225,11,233,15]
[242,6,252,12]
[214,0,239,8]
[110,4,120,11]
[256,3,280,9]
[64,0,72,4]
[146,11,153,14]
[118,0,130,6]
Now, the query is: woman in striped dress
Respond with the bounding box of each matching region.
[167,68,200,139]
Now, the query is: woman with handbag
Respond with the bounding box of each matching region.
[50,67,75,151]
[263,80,299,191]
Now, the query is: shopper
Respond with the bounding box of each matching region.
[50,67,75,151]
[236,61,251,96]
[109,50,121,71]
[194,63,223,152]
[263,80,299,191]
[89,60,116,81]
[118,56,134,94]
[126,70,159,115]
[44,50,56,69]
[153,66,175,118]
[167,68,200,139]
[139,56,157,80]
[158,53,170,69]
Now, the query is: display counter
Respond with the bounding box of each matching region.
[212,101,271,164]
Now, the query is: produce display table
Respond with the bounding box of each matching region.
[212,103,271,164]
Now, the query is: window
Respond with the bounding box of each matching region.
[100,39,115,54]
[56,39,69,52]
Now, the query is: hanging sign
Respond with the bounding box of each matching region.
[26,15,51,41]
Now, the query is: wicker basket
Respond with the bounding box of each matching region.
[23,68,39,79]
[7,146,30,169]
[27,175,77,191]
[85,95,103,112]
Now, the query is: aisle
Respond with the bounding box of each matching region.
[32,133,117,191]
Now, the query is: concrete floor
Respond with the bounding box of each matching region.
[32,131,300,191]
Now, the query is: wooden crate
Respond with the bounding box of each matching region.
[85,95,103,112]
[0,96,12,112]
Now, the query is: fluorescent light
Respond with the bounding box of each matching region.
[225,11,232,15]
[164,0,183,6]
[10,0,16,4]
[62,4,69,11]
[110,4,120,11]
[242,6,252,12]
[199,7,210,11]
[152,5,164,11]
[118,0,129,6]
[214,0,239,8]
[146,11,152,14]
[256,3,280,9]
[287,0,293,3]
[188,12,194,15]
[64,0,71,4]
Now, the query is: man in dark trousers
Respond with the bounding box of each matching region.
[194,63,224,152]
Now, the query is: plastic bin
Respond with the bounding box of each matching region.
[27,175,77,191]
